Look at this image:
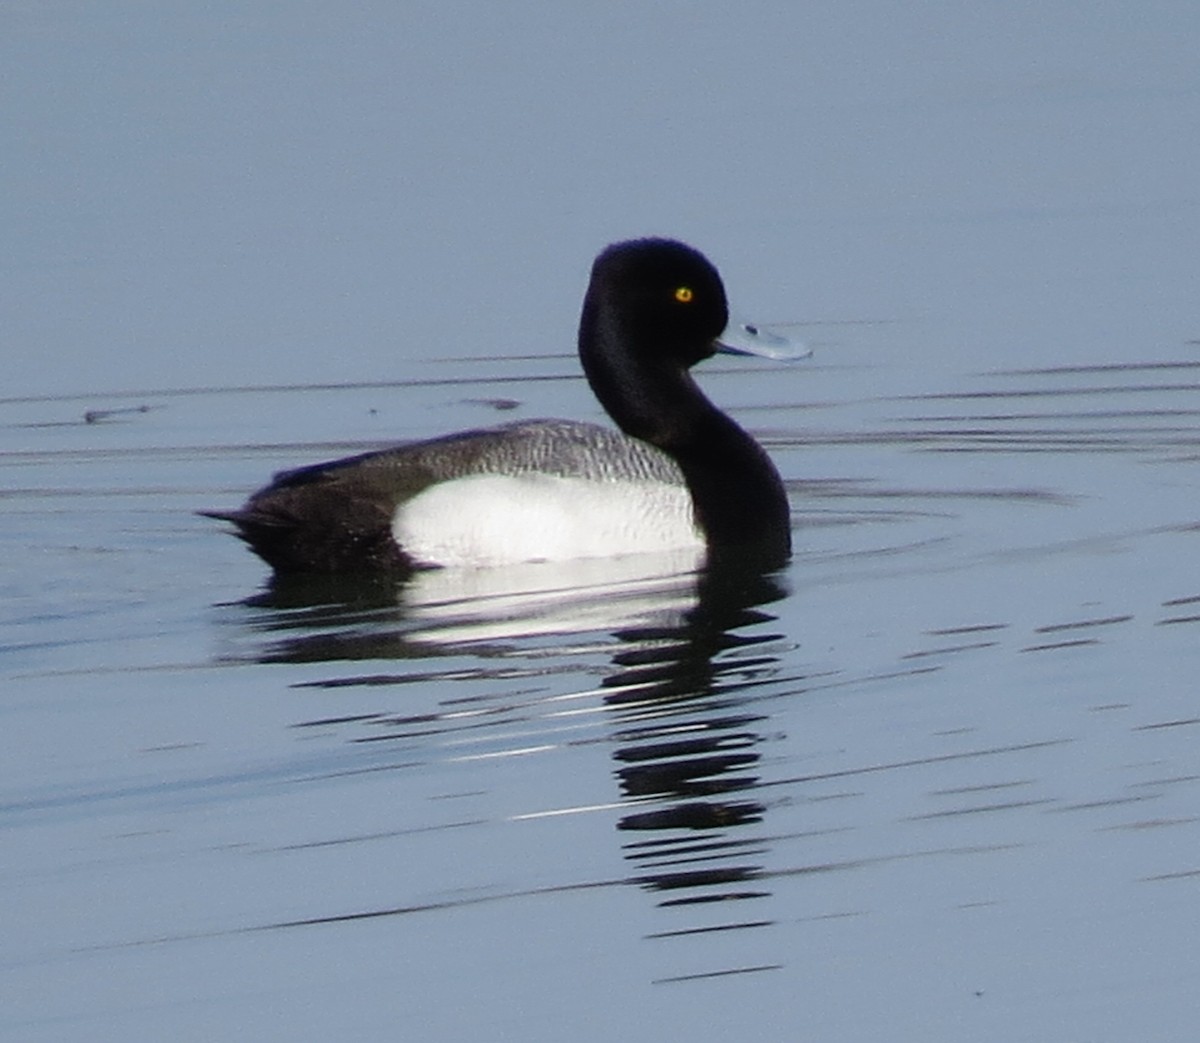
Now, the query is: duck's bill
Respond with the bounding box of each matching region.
[716,319,812,361]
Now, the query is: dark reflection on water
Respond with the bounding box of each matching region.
[217,554,793,950]
[600,566,786,909]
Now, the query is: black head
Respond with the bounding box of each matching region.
[584,238,730,368]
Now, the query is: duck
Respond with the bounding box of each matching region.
[203,238,795,575]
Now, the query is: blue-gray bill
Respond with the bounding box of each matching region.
[716,319,812,361]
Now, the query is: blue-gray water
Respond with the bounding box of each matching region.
[4,4,1200,1041]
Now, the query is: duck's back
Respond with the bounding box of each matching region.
[206,419,694,573]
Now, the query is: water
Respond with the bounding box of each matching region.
[6,2,1200,1039]
[5,342,1200,1040]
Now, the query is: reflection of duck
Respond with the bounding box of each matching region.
[604,564,787,904]
[204,239,795,575]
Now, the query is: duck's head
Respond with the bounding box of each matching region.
[581,238,730,370]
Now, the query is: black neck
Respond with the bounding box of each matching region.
[579,295,791,565]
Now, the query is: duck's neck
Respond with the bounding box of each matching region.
[579,302,791,564]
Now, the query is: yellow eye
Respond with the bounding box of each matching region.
[674,286,694,303]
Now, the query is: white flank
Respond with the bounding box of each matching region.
[392,474,702,568]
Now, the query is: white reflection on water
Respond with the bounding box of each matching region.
[290,550,706,649]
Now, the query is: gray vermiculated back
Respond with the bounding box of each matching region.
[322,419,685,487]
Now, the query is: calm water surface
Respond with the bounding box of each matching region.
[4,343,1200,1041]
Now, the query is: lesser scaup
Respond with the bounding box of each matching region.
[204,238,796,574]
